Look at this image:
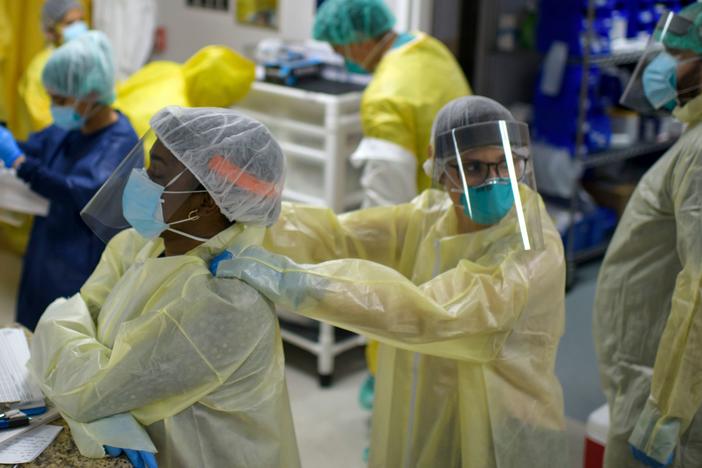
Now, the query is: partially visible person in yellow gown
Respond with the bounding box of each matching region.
[0,0,89,255]
[114,45,255,137]
[17,0,90,139]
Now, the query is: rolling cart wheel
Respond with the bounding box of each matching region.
[318,373,333,388]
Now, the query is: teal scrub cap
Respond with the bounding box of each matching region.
[313,0,396,45]
[656,3,702,54]
[42,30,116,105]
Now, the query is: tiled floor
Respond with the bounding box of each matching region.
[0,248,604,468]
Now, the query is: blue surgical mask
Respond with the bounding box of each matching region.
[50,105,85,130]
[61,21,88,43]
[643,52,678,111]
[460,179,514,225]
[122,168,209,241]
[344,58,369,75]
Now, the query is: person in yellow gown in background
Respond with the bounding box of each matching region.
[0,0,89,255]
[312,0,471,417]
[17,0,91,139]
[114,46,255,138]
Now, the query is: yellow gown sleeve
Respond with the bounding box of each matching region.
[29,268,278,427]
[17,48,53,135]
[264,194,433,268]
[360,96,417,155]
[217,222,562,362]
[80,229,152,315]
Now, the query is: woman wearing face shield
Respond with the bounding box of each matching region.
[27,106,300,468]
[0,31,138,330]
[211,95,567,467]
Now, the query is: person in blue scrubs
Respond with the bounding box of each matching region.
[0,31,137,329]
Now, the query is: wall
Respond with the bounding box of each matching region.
[154,0,317,61]
[154,0,433,62]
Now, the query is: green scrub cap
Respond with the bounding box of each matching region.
[313,0,396,46]
[656,3,702,54]
[42,31,116,105]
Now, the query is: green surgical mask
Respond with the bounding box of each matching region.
[344,58,369,75]
[461,179,514,225]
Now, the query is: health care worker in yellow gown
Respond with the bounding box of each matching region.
[313,0,471,400]
[213,96,568,467]
[18,0,89,136]
[27,106,300,468]
[594,5,702,468]
[313,0,471,207]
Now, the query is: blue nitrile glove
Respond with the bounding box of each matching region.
[210,250,233,275]
[630,444,674,468]
[104,445,158,468]
[0,125,22,168]
[212,245,320,309]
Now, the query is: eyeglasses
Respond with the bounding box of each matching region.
[443,156,527,188]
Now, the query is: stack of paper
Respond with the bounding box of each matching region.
[0,329,60,463]
[0,169,49,217]
[0,329,44,404]
[0,424,63,464]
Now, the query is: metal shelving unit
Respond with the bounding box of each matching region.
[566,0,674,282]
[582,139,676,169]
[586,49,645,66]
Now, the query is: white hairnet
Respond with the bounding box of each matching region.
[431,96,515,161]
[42,31,116,104]
[150,106,285,226]
[41,0,81,30]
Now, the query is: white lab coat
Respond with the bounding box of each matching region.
[92,0,157,80]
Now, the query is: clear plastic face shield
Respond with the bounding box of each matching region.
[431,120,543,251]
[81,130,208,244]
[620,11,702,113]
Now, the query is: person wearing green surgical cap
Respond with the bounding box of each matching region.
[314,0,471,205]
[313,0,471,414]
[0,31,138,331]
[17,0,89,136]
[596,4,702,468]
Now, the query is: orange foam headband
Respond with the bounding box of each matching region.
[208,155,280,198]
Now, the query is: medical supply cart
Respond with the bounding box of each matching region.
[235,79,367,386]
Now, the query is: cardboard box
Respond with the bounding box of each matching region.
[583,181,637,217]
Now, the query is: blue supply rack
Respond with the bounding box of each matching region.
[535,0,689,284]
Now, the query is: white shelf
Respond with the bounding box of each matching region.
[345,190,365,208]
[282,189,325,206]
[238,108,327,138]
[279,141,326,164]
[251,80,363,106]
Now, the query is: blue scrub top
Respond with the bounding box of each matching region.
[15,112,138,330]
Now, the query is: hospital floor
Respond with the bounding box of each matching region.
[0,249,604,468]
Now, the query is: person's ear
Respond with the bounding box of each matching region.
[348,42,366,63]
[198,193,221,217]
[46,28,60,45]
[80,92,101,113]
